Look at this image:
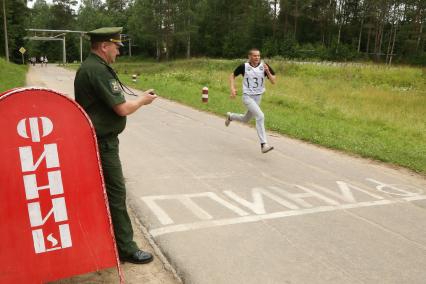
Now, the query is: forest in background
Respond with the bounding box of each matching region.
[1,0,425,65]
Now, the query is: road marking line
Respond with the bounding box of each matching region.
[149,196,426,237]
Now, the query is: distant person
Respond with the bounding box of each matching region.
[226,48,276,153]
[74,27,157,264]
[43,56,48,66]
[40,56,44,67]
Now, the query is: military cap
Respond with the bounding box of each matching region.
[87,27,123,46]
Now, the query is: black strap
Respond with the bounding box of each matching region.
[103,63,137,97]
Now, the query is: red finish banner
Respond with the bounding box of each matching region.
[0,88,122,283]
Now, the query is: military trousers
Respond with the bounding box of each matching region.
[98,136,138,258]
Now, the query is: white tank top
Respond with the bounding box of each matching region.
[243,62,265,95]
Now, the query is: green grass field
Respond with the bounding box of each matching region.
[74,58,426,174]
[0,58,27,93]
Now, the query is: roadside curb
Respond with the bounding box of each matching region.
[128,199,183,284]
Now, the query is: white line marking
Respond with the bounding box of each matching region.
[403,195,426,201]
[366,178,424,196]
[278,185,340,207]
[149,196,426,237]
[223,187,299,214]
[142,192,250,225]
[142,193,213,225]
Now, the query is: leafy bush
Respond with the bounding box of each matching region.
[263,37,297,58]
[326,41,360,61]
[404,52,426,66]
[263,38,361,62]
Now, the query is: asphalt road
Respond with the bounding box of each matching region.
[30,64,426,284]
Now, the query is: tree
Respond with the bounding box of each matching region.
[0,0,30,63]
[76,0,114,31]
[71,0,426,63]
[174,0,199,58]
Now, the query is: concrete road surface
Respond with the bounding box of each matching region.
[29,64,426,284]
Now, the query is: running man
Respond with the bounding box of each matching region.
[226,48,276,153]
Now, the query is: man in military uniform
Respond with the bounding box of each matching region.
[74,27,157,264]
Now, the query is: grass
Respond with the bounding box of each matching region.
[0,58,28,93]
[71,58,426,174]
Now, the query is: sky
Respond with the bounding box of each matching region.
[27,0,82,10]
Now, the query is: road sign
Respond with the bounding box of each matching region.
[0,88,123,283]
[19,47,26,54]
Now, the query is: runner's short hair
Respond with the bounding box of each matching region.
[248,48,260,55]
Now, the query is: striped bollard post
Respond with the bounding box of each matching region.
[202,86,208,103]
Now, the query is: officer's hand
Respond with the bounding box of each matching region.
[143,89,156,96]
[141,89,157,105]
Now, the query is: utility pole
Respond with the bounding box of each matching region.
[62,36,66,64]
[2,0,9,62]
[80,33,83,63]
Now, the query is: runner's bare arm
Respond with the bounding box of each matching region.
[229,73,237,98]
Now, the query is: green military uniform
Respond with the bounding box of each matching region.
[74,27,138,259]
